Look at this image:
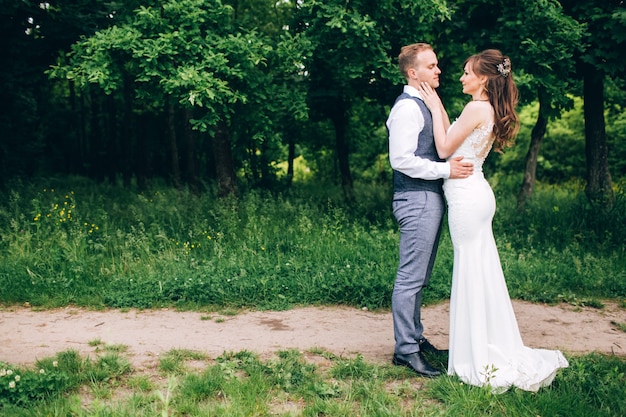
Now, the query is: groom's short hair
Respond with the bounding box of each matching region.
[398,43,434,80]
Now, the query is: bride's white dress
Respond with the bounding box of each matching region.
[444,122,569,393]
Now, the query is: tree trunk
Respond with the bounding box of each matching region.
[78,83,88,176]
[582,62,613,207]
[89,89,106,181]
[183,108,199,192]
[167,100,181,188]
[213,119,237,196]
[259,137,273,189]
[287,134,295,188]
[248,135,259,183]
[66,80,79,174]
[517,88,549,209]
[136,112,153,190]
[330,100,354,202]
[122,74,134,187]
[105,94,117,183]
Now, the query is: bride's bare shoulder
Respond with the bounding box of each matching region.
[459,101,491,127]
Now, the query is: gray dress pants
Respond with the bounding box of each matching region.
[392,190,445,355]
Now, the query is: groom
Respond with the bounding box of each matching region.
[386,43,473,377]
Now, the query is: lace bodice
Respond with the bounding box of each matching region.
[448,122,494,172]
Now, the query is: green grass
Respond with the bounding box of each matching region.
[0,176,624,311]
[0,175,625,414]
[1,348,624,416]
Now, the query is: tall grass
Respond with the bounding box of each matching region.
[0,176,624,310]
[494,180,626,304]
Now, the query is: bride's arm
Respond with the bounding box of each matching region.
[434,97,451,133]
[420,82,483,159]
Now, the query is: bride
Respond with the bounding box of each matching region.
[419,49,569,392]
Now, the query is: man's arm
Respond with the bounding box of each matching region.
[387,99,450,180]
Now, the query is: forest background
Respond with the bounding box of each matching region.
[0,0,625,310]
[1,0,624,201]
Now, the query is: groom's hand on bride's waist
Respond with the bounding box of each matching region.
[448,156,473,179]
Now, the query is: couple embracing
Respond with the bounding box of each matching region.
[386,43,568,393]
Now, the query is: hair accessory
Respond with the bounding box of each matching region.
[497,58,511,77]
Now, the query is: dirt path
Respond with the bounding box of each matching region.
[1,300,625,370]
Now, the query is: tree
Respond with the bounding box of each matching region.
[561,0,626,207]
[50,0,311,194]
[500,0,584,208]
[292,0,449,200]
[224,0,311,190]
[51,0,260,194]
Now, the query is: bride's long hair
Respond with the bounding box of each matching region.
[466,49,520,152]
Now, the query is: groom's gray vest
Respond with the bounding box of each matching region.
[392,92,444,194]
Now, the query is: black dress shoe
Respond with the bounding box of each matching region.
[392,352,441,377]
[418,338,448,355]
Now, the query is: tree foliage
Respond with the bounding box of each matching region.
[48,0,311,193]
[0,0,624,202]
[291,0,450,199]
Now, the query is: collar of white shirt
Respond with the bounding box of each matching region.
[403,85,424,101]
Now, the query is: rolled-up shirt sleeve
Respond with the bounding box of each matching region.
[387,97,450,180]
